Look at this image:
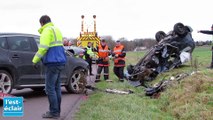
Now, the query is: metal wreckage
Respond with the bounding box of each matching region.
[86,22,196,97]
[124,22,196,96]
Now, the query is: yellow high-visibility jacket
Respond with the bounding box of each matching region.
[83,46,94,60]
[32,22,66,65]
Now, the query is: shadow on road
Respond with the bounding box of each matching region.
[0,88,74,106]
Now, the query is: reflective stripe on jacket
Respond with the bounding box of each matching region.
[32,22,66,65]
[83,46,94,60]
[97,45,110,66]
[98,45,109,58]
[113,45,125,67]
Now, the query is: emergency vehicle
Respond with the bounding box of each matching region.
[76,15,100,59]
[77,15,100,48]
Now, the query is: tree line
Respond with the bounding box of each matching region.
[67,35,157,51]
[104,37,157,51]
[66,36,212,51]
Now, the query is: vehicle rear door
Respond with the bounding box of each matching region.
[7,36,44,86]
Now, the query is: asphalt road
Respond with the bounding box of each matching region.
[0,65,96,120]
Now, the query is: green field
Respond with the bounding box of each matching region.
[75,46,213,120]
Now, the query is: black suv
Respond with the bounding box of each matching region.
[0,33,88,94]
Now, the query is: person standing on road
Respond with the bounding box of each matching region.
[95,39,111,82]
[112,40,126,82]
[32,15,66,119]
[83,42,95,75]
[198,24,213,68]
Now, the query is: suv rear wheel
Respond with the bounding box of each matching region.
[65,68,87,94]
[0,70,13,94]
[155,31,166,42]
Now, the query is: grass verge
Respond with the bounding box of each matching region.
[75,46,213,120]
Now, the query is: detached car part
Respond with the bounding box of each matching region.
[145,72,191,96]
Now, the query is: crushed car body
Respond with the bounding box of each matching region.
[125,23,195,86]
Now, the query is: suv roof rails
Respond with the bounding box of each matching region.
[0,32,39,37]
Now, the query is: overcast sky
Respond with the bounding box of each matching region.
[0,0,213,41]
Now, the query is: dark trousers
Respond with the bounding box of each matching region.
[86,59,93,74]
[113,66,124,80]
[96,66,109,80]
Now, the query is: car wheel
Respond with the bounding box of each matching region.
[65,68,87,94]
[155,31,166,42]
[173,22,186,36]
[31,87,44,92]
[0,70,13,94]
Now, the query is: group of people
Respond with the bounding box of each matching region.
[83,39,126,82]
[31,15,126,119]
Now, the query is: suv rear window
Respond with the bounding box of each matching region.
[8,36,32,51]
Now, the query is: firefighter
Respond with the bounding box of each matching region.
[67,40,72,46]
[198,24,213,68]
[63,39,69,46]
[112,40,126,82]
[63,40,72,46]
[83,42,95,75]
[95,39,110,82]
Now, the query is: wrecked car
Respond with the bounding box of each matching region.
[126,23,195,86]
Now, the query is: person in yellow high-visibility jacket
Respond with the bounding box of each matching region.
[83,42,95,75]
[32,15,66,119]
